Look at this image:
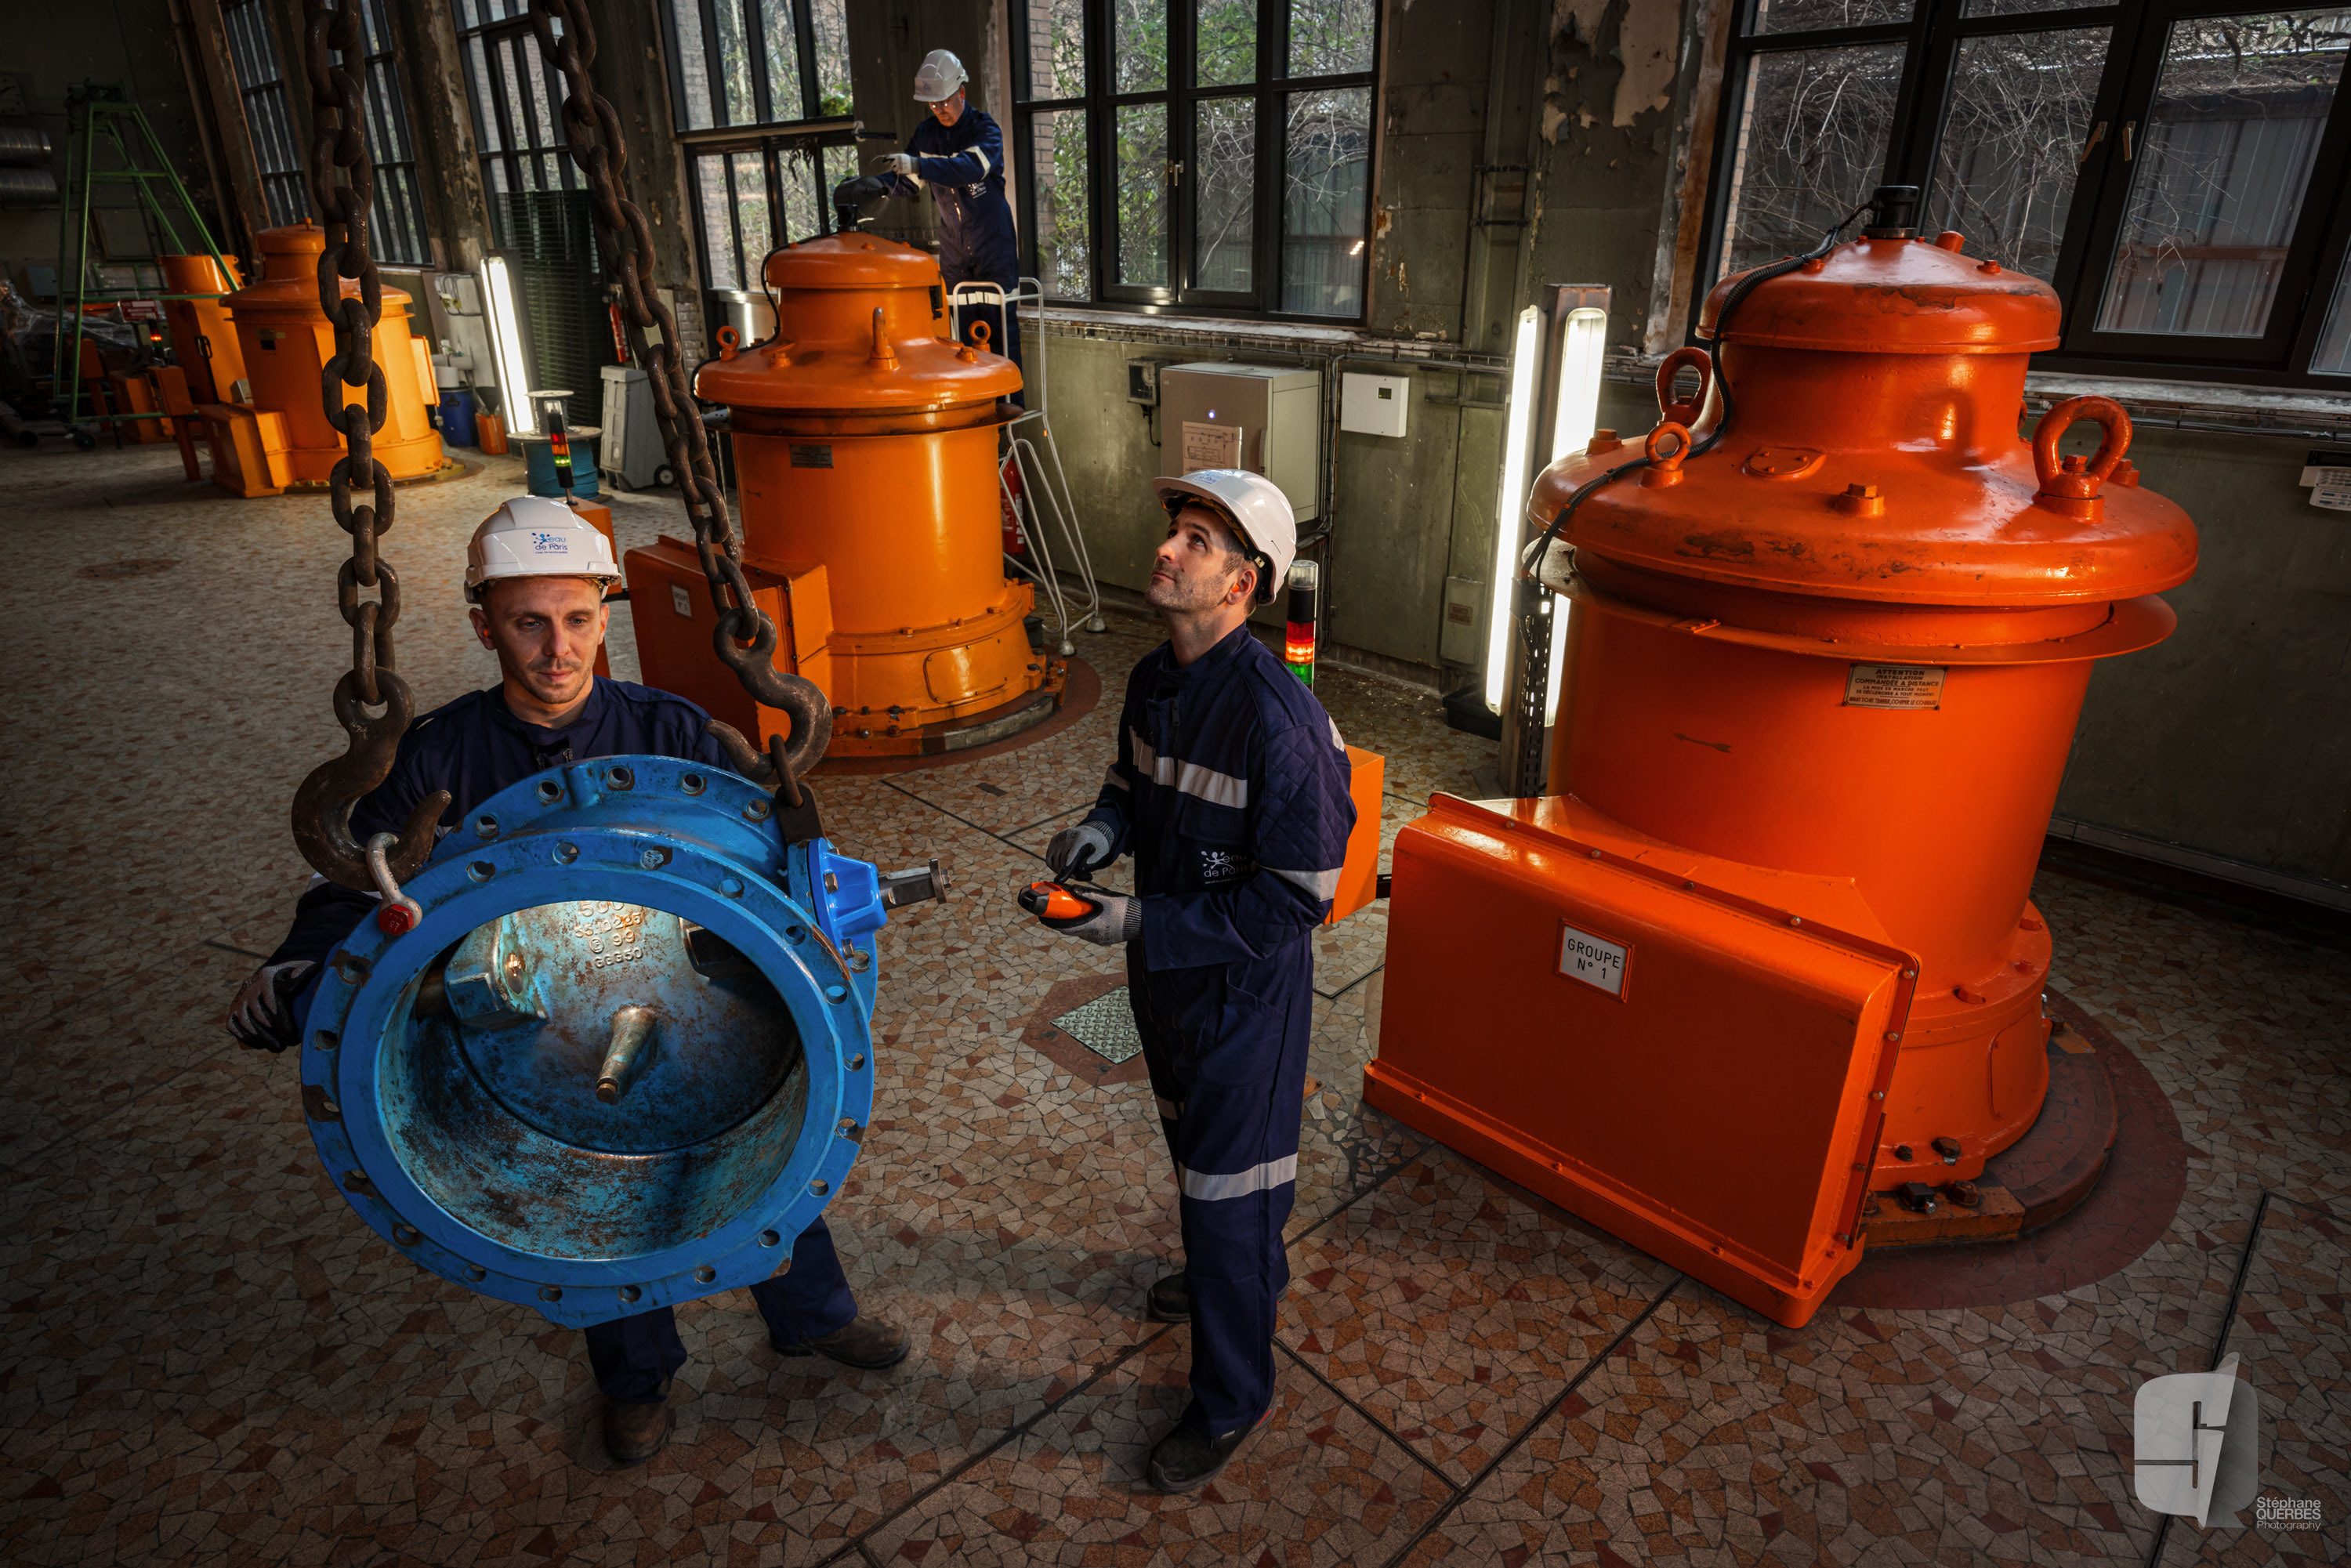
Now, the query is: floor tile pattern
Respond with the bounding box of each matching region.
[2,439,2345,1566]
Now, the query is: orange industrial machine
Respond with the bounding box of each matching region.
[1367,218,2197,1327]
[631,233,1055,760]
[159,253,246,404]
[219,224,448,488]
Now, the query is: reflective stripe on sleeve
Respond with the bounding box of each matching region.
[1329,718,1346,752]
[1154,1096,1180,1121]
[1128,728,1249,808]
[972,148,993,176]
[1268,866,1342,900]
[1175,1154,1299,1201]
[1103,762,1129,791]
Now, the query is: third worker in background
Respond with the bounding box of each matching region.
[1029,469,1356,1492]
[882,49,1023,401]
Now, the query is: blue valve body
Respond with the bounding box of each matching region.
[300,755,882,1328]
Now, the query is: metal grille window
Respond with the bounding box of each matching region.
[1011,0,1379,319]
[220,0,308,228]
[661,0,854,131]
[1705,2,2351,386]
[359,0,429,265]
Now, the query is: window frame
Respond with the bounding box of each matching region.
[686,130,859,293]
[357,0,432,266]
[1011,0,1382,323]
[657,0,855,135]
[1697,0,2351,388]
[220,0,310,230]
[451,0,589,247]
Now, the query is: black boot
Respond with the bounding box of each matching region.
[1145,1271,1190,1323]
[1147,1409,1270,1494]
[770,1313,911,1369]
[601,1382,672,1467]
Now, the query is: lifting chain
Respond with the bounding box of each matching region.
[523,0,832,791]
[289,0,448,891]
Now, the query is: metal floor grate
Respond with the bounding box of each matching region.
[1050,987,1143,1064]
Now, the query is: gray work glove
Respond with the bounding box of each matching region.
[1045,821,1115,880]
[1039,890,1142,947]
[226,959,316,1053]
[881,153,918,177]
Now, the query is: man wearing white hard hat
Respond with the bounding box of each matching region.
[226,497,908,1468]
[1028,469,1355,1491]
[878,47,1023,395]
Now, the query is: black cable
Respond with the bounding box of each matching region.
[1516,195,1876,583]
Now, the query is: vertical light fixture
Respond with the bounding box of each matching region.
[1483,304,1545,711]
[1543,303,1610,716]
[480,254,538,436]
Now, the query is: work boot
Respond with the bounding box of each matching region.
[1147,1408,1271,1494]
[1145,1271,1190,1323]
[770,1313,911,1370]
[601,1389,672,1468]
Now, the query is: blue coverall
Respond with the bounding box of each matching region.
[1080,625,1357,1438]
[884,105,1023,397]
[267,678,860,1405]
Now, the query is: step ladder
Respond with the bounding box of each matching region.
[52,81,240,446]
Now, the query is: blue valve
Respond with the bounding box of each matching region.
[298,755,943,1328]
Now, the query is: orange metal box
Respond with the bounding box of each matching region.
[1327,745,1385,925]
[624,537,833,741]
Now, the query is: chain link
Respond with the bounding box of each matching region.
[289,0,448,890]
[523,0,831,778]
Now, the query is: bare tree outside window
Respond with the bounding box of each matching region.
[810,0,853,118]
[1925,27,2109,280]
[1720,44,1905,276]
[1288,0,1375,74]
[1282,86,1369,315]
[1118,104,1171,287]
[1197,0,1257,87]
[1032,109,1092,299]
[2094,9,2351,339]
[1754,0,1914,36]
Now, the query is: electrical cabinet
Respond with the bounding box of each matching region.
[1157,362,1321,522]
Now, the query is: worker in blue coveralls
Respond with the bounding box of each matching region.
[1031,469,1356,1493]
[879,49,1023,401]
[224,496,908,1470]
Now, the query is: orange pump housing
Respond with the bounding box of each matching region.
[158,253,247,404]
[221,224,447,486]
[651,233,1049,759]
[1367,232,2197,1327]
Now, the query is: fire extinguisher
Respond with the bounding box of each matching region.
[1001,449,1027,557]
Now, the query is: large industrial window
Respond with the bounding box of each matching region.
[1011,0,1381,320]
[660,0,853,131]
[690,136,859,291]
[358,0,429,266]
[219,0,309,229]
[1704,2,2351,388]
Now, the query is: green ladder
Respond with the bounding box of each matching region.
[52,81,241,446]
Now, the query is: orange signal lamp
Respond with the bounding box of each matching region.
[1367,230,2197,1327]
[1282,559,1319,686]
[634,233,1056,760]
[219,224,450,487]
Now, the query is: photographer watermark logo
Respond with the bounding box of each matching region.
[2132,1354,2262,1529]
[2253,1495,2322,1528]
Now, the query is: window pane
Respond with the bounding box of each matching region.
[2094,10,2350,339]
[1114,0,1167,92]
[1288,0,1375,76]
[1963,0,2091,15]
[778,143,824,241]
[1021,0,1086,100]
[1028,107,1092,299]
[1115,103,1169,286]
[1718,43,1903,276]
[1196,0,1255,86]
[733,150,774,271]
[668,0,715,129]
[810,0,852,116]
[2312,248,2351,373]
[698,155,740,287]
[820,141,857,212]
[1281,85,1369,316]
[764,0,805,121]
[469,39,505,148]
[1194,96,1255,290]
[712,0,755,123]
[1925,27,2107,281]
[1751,0,1911,33]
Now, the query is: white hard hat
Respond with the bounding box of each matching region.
[1152,469,1297,605]
[465,495,621,603]
[912,49,967,103]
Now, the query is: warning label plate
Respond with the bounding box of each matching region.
[1843,664,1947,710]
[1559,923,1628,998]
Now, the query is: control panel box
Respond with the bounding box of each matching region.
[1157,362,1321,522]
[1341,371,1410,437]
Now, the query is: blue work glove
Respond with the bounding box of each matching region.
[1046,821,1115,880]
[1039,890,1141,947]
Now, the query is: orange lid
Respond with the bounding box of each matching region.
[224,224,410,313]
[694,234,1022,414]
[1699,234,2059,355]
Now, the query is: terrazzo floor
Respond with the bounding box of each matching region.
[2,439,2343,1566]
